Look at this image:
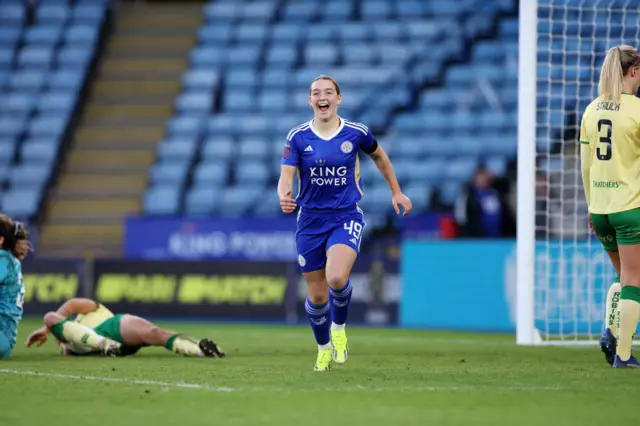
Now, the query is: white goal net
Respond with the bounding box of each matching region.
[518,0,639,344]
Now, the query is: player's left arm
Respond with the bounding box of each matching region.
[53,298,101,318]
[25,298,101,348]
[361,131,412,216]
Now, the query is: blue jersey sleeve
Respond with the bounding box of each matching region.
[360,126,378,154]
[281,134,301,167]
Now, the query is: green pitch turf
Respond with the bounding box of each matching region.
[1,319,637,426]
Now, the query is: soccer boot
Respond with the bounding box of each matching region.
[330,328,348,364]
[613,354,640,368]
[599,328,617,366]
[99,338,123,357]
[199,338,226,358]
[314,348,333,372]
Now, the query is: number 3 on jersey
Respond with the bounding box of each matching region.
[344,220,363,247]
[597,119,613,161]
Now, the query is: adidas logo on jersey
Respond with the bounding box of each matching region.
[304,145,313,152]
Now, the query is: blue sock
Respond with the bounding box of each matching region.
[329,280,353,326]
[305,298,331,346]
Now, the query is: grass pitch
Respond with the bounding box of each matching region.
[1,319,636,426]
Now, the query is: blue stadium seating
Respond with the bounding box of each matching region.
[143,0,520,228]
[0,0,107,220]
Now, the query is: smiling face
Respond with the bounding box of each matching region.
[308,76,342,122]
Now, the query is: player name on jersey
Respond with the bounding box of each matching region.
[596,101,620,112]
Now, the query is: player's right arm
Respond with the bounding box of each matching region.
[579,109,594,208]
[278,135,300,214]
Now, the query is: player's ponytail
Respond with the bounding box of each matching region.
[598,45,640,103]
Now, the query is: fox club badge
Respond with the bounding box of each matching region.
[340,141,353,154]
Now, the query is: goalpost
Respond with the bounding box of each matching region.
[517,0,639,345]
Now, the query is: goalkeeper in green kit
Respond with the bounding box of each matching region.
[25,297,226,358]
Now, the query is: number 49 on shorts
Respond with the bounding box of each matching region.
[344,220,363,247]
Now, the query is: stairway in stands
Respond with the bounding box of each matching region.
[39,2,203,258]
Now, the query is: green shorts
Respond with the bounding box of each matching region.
[53,314,140,357]
[591,208,640,252]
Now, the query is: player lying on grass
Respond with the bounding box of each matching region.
[0,215,31,360]
[25,298,226,358]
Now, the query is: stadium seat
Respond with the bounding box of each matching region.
[182,69,220,90]
[1,190,40,219]
[36,5,70,25]
[184,186,223,215]
[0,0,106,222]
[193,161,229,186]
[23,26,63,46]
[0,4,26,27]
[9,163,51,187]
[18,47,54,68]
[220,186,264,216]
[148,161,190,186]
[201,137,234,161]
[9,70,46,92]
[144,185,181,215]
[142,0,526,219]
[0,28,22,45]
[38,91,77,114]
[236,161,270,184]
[21,140,59,163]
[65,25,99,46]
[175,92,213,114]
[156,139,198,163]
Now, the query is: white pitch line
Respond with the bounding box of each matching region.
[0,369,569,393]
[220,331,516,346]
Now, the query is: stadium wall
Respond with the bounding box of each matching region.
[400,239,619,334]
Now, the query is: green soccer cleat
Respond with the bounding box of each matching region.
[331,328,348,364]
[314,348,333,372]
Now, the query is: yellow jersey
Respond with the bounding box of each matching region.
[62,304,114,354]
[74,303,114,328]
[580,93,640,214]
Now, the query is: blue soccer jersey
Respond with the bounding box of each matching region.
[281,118,379,272]
[0,249,25,348]
[281,118,378,212]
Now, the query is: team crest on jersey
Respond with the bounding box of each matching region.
[340,141,353,154]
[298,254,306,267]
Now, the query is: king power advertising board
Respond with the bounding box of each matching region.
[20,257,399,326]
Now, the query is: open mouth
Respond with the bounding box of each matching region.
[317,102,329,113]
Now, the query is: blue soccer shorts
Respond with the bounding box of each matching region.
[295,206,366,273]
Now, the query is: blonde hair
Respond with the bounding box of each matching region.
[309,75,341,95]
[598,45,640,103]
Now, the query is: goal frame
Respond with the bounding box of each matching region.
[516,0,539,346]
[516,0,634,347]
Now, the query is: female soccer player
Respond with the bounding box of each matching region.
[25,297,226,358]
[580,45,640,368]
[0,214,31,359]
[277,75,412,371]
